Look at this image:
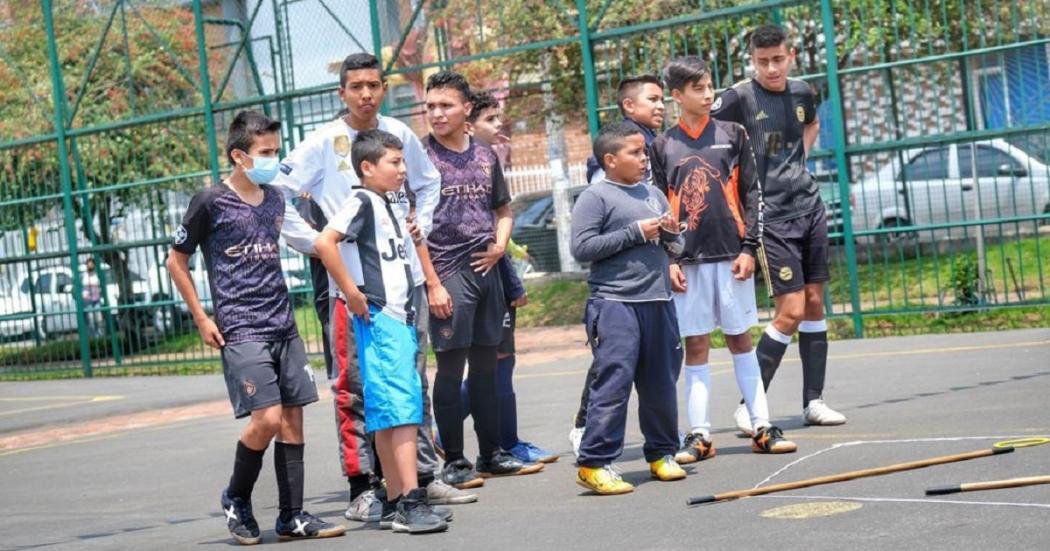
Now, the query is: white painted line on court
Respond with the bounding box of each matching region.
[759,494,1050,510]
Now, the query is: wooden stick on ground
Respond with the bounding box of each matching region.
[687,446,1014,506]
[926,475,1050,496]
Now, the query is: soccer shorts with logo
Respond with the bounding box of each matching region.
[674,261,759,337]
[758,207,831,296]
[352,307,423,433]
[429,265,506,352]
[220,336,319,419]
[497,306,516,355]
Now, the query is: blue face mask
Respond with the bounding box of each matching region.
[245,155,280,184]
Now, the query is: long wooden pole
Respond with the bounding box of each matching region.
[926,475,1050,496]
[687,446,1014,505]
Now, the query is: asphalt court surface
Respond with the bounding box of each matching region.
[1,328,1048,550]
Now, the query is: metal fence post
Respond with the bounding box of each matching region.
[575,0,600,139]
[192,0,222,186]
[819,0,863,337]
[369,0,389,115]
[42,0,94,376]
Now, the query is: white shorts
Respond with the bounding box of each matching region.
[673,261,758,337]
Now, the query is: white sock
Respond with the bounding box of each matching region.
[764,324,793,344]
[799,319,828,333]
[684,363,711,437]
[732,351,770,429]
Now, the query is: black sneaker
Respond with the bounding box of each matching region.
[674,432,716,465]
[274,511,347,540]
[476,451,545,478]
[392,488,448,534]
[221,489,261,545]
[381,495,453,529]
[441,458,484,489]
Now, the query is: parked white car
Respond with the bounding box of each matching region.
[850,139,1050,243]
[0,265,120,340]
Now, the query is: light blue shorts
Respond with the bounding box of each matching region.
[353,307,423,433]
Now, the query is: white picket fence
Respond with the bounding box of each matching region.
[504,162,588,196]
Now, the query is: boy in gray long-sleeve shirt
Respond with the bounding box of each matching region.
[570,121,686,496]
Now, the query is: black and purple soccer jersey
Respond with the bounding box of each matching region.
[424,136,511,281]
[173,184,297,344]
[711,78,820,223]
[651,118,760,263]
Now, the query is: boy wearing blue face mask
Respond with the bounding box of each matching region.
[167,111,345,545]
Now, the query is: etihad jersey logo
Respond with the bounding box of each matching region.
[225,242,279,258]
[441,183,491,200]
[756,110,769,121]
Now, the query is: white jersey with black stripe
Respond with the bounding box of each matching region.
[325,188,415,323]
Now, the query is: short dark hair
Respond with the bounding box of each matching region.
[351,129,403,178]
[662,56,710,92]
[467,90,499,123]
[425,70,472,102]
[749,24,789,51]
[593,121,643,170]
[225,110,281,164]
[617,75,663,116]
[339,53,382,88]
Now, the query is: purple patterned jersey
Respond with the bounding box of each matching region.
[424,136,511,281]
[172,184,297,344]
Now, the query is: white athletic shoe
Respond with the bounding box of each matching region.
[734,403,755,437]
[568,426,585,459]
[803,399,847,426]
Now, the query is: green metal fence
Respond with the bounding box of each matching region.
[0,0,1047,379]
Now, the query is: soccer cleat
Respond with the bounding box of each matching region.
[804,399,847,426]
[734,403,756,436]
[344,487,384,522]
[426,477,478,504]
[220,489,261,545]
[576,464,634,495]
[751,425,798,454]
[674,432,717,465]
[568,426,585,459]
[649,455,687,481]
[392,488,448,534]
[509,440,559,464]
[274,511,346,540]
[440,458,485,489]
[476,451,544,478]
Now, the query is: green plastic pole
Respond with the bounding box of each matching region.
[819,0,863,337]
[42,0,93,376]
[369,0,389,115]
[192,0,222,186]
[576,0,600,139]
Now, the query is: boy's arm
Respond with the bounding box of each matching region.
[403,133,440,237]
[166,250,223,349]
[414,236,453,320]
[801,82,820,155]
[498,254,527,305]
[273,134,325,254]
[710,87,744,125]
[737,127,761,257]
[472,156,513,275]
[314,228,369,322]
[281,201,320,255]
[570,190,650,263]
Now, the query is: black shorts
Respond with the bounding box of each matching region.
[221,336,319,418]
[498,307,516,355]
[759,207,831,296]
[429,266,506,352]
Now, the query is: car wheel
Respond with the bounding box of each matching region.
[152,306,176,333]
[877,217,912,245]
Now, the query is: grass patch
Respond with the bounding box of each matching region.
[516,278,590,328]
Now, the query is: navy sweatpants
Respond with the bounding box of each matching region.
[577,298,683,466]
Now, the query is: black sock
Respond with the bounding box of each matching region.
[799,330,828,408]
[467,345,500,458]
[274,442,305,522]
[496,355,519,450]
[348,474,371,501]
[756,332,789,391]
[227,440,266,500]
[434,348,470,462]
[418,471,435,488]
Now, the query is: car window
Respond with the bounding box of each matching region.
[515,196,553,227]
[958,145,1019,178]
[35,274,53,294]
[899,149,949,181]
[20,277,30,294]
[55,273,72,292]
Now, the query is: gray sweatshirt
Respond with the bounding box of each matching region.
[570,179,681,302]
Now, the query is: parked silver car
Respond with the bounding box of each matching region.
[850,139,1050,243]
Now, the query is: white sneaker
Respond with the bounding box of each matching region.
[734,403,755,436]
[426,477,478,505]
[803,399,847,426]
[568,426,585,458]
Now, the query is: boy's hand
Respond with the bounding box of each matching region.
[659,212,679,233]
[639,218,662,241]
[471,242,505,275]
[669,263,687,293]
[732,253,755,280]
[345,290,370,322]
[428,283,453,319]
[195,317,225,349]
[511,292,528,308]
[407,220,424,245]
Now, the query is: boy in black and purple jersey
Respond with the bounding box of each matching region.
[711,24,846,430]
[167,111,344,545]
[423,71,544,487]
